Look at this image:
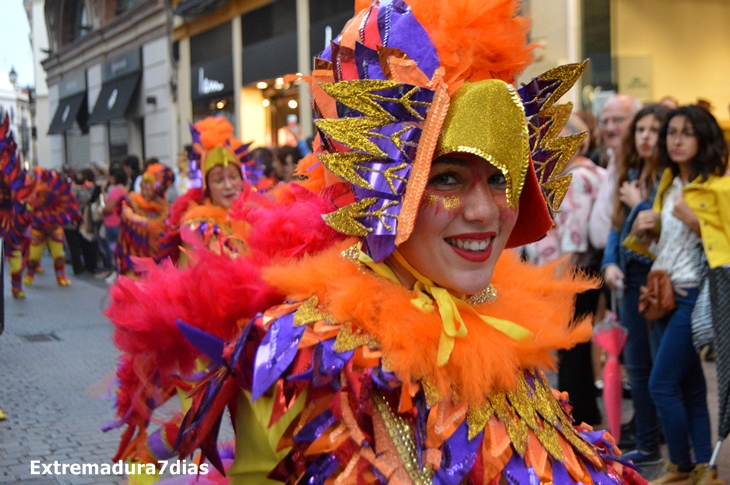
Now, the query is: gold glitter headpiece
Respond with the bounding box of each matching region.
[301,0,587,261]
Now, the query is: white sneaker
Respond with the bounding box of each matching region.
[105,271,118,285]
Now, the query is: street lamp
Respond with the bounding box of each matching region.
[8,67,17,86]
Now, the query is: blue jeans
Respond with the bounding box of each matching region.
[621,262,662,452]
[649,287,712,468]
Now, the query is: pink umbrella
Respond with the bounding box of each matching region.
[592,291,628,442]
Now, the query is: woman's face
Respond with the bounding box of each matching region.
[635,114,661,159]
[207,164,243,208]
[273,155,295,182]
[666,115,698,166]
[394,153,519,296]
[141,180,156,201]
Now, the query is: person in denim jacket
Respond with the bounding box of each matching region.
[601,104,670,466]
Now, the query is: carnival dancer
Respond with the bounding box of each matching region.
[23,168,80,287]
[107,1,651,484]
[0,115,34,298]
[116,163,174,276]
[158,116,253,266]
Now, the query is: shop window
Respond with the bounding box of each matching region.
[582,0,614,93]
[241,0,297,46]
[68,0,91,43]
[309,0,352,20]
[190,22,232,64]
[116,0,142,15]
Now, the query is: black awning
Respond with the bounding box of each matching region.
[174,0,229,19]
[48,93,87,135]
[88,73,141,125]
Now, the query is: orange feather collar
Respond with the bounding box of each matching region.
[263,240,596,406]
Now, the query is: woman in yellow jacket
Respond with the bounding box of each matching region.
[632,105,728,485]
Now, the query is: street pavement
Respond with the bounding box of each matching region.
[0,254,728,484]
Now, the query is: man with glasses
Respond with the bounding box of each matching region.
[589,94,642,250]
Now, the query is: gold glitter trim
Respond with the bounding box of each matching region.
[319,80,401,122]
[340,243,361,261]
[543,174,574,212]
[334,323,373,352]
[466,284,498,305]
[463,373,598,462]
[466,401,494,440]
[528,103,573,151]
[319,151,380,190]
[293,296,336,327]
[323,198,399,237]
[527,62,588,113]
[541,133,586,181]
[421,378,440,407]
[315,118,388,156]
[434,80,529,210]
[373,391,434,485]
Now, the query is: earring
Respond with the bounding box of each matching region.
[466,284,498,305]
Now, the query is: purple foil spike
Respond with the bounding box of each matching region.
[355,43,387,81]
[378,1,439,80]
[293,410,336,443]
[518,78,562,117]
[580,430,608,445]
[500,452,532,485]
[365,234,397,263]
[550,459,578,485]
[585,459,623,485]
[297,453,340,485]
[147,426,175,460]
[358,196,402,235]
[531,148,560,184]
[433,421,480,485]
[370,366,399,390]
[354,159,413,197]
[176,319,226,367]
[313,339,353,388]
[252,312,306,401]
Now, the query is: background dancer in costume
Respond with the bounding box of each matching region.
[116,163,174,276]
[0,115,34,298]
[104,2,657,484]
[23,168,79,288]
[159,116,252,266]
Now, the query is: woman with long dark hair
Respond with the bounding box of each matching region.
[632,105,728,484]
[601,104,669,465]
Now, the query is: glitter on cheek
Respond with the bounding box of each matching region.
[442,195,461,210]
[423,192,462,213]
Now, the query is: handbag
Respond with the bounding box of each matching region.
[639,270,676,321]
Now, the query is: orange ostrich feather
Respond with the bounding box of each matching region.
[406,0,534,88]
[193,117,235,151]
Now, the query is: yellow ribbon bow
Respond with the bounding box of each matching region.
[357,246,533,366]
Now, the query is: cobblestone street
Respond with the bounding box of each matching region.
[0,255,123,485]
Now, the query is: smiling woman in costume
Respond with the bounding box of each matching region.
[159,116,251,266]
[107,1,652,484]
[173,0,652,482]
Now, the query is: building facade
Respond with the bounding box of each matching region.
[41,0,177,169]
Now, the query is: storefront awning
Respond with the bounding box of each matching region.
[47,92,87,135]
[174,0,229,19]
[88,73,141,125]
